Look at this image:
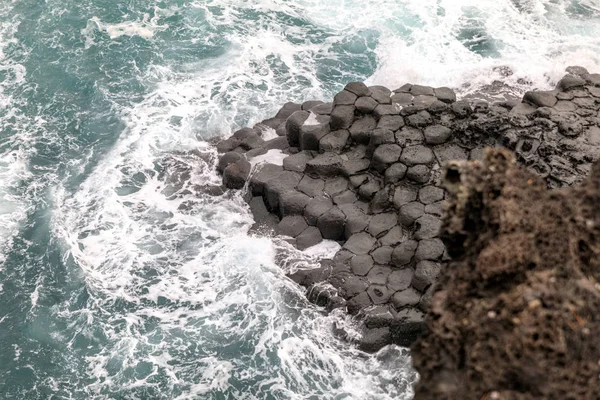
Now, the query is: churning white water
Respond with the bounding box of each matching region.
[0,0,598,398]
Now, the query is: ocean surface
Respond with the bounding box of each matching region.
[0,0,599,398]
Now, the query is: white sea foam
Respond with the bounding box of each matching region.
[303,239,342,259]
[365,0,600,96]
[249,149,287,167]
[82,12,168,42]
[303,112,320,126]
[44,0,600,398]
[0,8,35,266]
[260,127,279,140]
[50,50,415,397]
[0,149,31,264]
[194,0,599,104]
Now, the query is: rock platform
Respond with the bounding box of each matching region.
[213,66,600,351]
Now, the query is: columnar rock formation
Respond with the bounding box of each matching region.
[411,149,600,400]
[214,66,600,350]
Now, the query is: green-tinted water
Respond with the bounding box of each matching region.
[0,0,598,398]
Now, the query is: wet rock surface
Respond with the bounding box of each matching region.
[213,67,600,352]
[411,149,600,400]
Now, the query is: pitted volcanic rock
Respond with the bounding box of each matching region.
[411,149,600,400]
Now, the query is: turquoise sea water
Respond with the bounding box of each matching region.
[0,0,599,398]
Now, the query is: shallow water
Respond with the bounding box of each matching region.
[0,0,598,398]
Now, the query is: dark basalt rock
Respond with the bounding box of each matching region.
[334,90,358,105]
[379,226,405,246]
[283,151,313,172]
[391,240,418,267]
[423,124,452,144]
[391,287,421,308]
[264,136,289,150]
[278,215,308,238]
[245,147,267,159]
[412,95,437,107]
[406,165,431,183]
[367,265,392,285]
[285,110,310,147]
[387,268,413,292]
[410,85,434,96]
[295,226,323,250]
[391,92,413,105]
[263,171,302,212]
[418,185,444,204]
[367,284,392,304]
[302,100,323,111]
[434,87,456,103]
[407,111,433,127]
[305,152,342,178]
[411,260,441,291]
[367,213,397,238]
[556,74,586,91]
[344,232,377,255]
[275,102,302,120]
[320,129,349,153]
[398,202,425,227]
[316,207,346,240]
[223,158,251,189]
[330,105,356,130]
[400,145,434,166]
[349,116,377,144]
[371,144,402,171]
[217,151,244,173]
[523,90,558,108]
[369,187,392,214]
[340,158,370,177]
[216,136,241,153]
[350,254,374,276]
[297,175,324,197]
[342,205,371,238]
[249,196,279,232]
[413,214,442,240]
[248,163,284,196]
[393,187,418,208]
[427,100,448,114]
[451,100,472,117]
[304,195,333,225]
[415,238,445,261]
[289,260,331,286]
[344,81,371,97]
[299,114,330,151]
[391,308,426,346]
[310,102,333,115]
[213,67,600,354]
[368,128,395,151]
[377,115,405,131]
[384,163,407,184]
[279,190,310,217]
[355,96,378,113]
[324,177,348,197]
[369,85,392,104]
[374,104,399,118]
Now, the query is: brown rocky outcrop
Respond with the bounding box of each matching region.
[411,149,600,399]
